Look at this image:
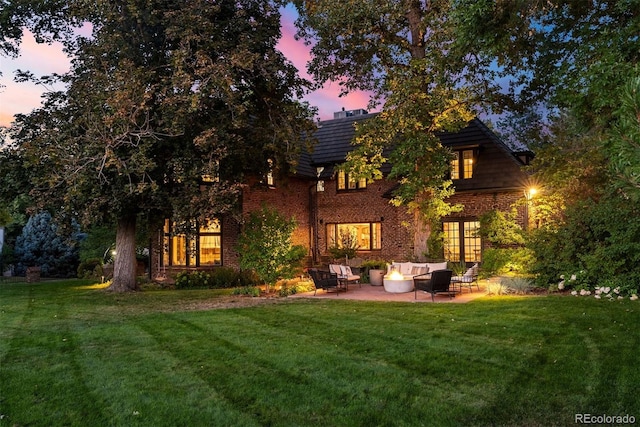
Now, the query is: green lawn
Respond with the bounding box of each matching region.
[1,280,638,426]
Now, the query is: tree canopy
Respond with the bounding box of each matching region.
[292,1,512,226]
[294,0,639,205]
[4,0,316,291]
[455,1,639,285]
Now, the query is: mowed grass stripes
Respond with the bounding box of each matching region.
[1,280,638,426]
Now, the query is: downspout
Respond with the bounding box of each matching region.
[309,166,325,265]
[309,183,317,265]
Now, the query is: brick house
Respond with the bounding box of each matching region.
[151,110,532,278]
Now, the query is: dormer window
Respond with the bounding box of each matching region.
[337,170,367,191]
[451,149,474,180]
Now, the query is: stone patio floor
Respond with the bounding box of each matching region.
[289,279,496,303]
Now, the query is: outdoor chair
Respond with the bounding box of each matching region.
[452,263,480,292]
[414,269,454,301]
[329,264,361,288]
[308,268,345,295]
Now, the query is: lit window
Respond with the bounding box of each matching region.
[326,222,381,251]
[463,150,474,179]
[451,153,460,180]
[443,220,481,263]
[443,221,460,261]
[199,219,221,265]
[163,219,222,267]
[337,170,367,190]
[451,150,474,180]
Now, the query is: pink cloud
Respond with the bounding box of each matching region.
[0,31,71,127]
[277,7,375,121]
[1,13,374,128]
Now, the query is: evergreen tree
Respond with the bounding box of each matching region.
[14,211,84,277]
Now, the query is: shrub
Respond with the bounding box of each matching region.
[482,247,535,276]
[232,286,261,297]
[479,209,525,246]
[360,259,388,282]
[77,258,103,279]
[276,278,314,297]
[175,268,260,289]
[448,259,467,276]
[500,276,534,294]
[528,196,640,289]
[361,259,388,270]
[486,277,535,295]
[236,206,307,292]
[485,280,505,295]
[559,271,640,299]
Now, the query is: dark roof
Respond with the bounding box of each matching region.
[437,118,530,165]
[307,113,378,166]
[296,113,528,179]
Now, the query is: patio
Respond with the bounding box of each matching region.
[291,279,491,303]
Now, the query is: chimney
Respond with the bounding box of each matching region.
[333,108,368,119]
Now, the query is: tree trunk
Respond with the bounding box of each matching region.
[108,214,138,292]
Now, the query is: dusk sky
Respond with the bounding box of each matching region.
[0,5,373,129]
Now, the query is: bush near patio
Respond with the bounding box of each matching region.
[360,259,388,283]
[275,277,315,297]
[477,209,534,277]
[481,247,536,277]
[77,258,104,280]
[236,205,307,292]
[175,268,259,289]
[528,196,640,297]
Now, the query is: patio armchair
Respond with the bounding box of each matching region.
[329,264,361,288]
[308,268,345,295]
[414,269,454,301]
[452,263,480,292]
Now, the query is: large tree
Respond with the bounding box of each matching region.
[455,0,640,189]
[454,1,640,286]
[6,0,315,291]
[292,1,512,230]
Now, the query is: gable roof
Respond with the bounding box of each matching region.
[306,113,379,167]
[296,113,530,179]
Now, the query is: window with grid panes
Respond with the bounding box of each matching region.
[163,219,222,267]
[450,149,474,180]
[443,220,481,263]
[337,170,367,190]
[326,222,381,251]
